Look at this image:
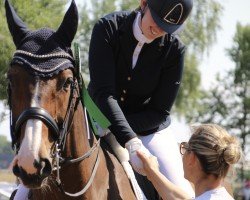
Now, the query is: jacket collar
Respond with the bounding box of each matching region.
[133,12,153,44]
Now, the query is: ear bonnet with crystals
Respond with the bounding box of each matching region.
[5,0,78,77]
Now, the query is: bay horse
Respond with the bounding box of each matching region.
[5,0,136,199]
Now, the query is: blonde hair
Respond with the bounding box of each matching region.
[188,124,242,178]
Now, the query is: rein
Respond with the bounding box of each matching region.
[54,139,100,197]
[9,49,101,197]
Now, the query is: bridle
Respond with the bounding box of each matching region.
[8,49,100,197]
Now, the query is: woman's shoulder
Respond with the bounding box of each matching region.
[168,34,186,54]
[102,11,132,21]
[195,187,235,200]
[159,34,185,62]
[98,11,135,29]
[92,11,136,41]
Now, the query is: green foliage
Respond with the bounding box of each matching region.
[0,0,66,101]
[228,23,250,85]
[226,23,250,149]
[118,0,139,10]
[244,169,250,180]
[175,0,223,115]
[187,74,234,126]
[182,0,222,54]
[189,23,250,179]
[0,135,14,169]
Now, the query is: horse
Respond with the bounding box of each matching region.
[5,0,136,199]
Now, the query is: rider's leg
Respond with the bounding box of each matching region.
[138,127,195,198]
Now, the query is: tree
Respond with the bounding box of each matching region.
[227,23,250,180]
[189,23,250,180]
[176,0,222,115]
[0,135,14,169]
[0,0,66,101]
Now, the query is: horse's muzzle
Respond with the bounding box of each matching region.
[13,158,52,188]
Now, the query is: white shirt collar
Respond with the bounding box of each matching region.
[133,12,153,44]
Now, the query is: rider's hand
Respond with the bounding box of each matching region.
[125,137,151,176]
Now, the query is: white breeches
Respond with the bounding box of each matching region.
[138,127,195,197]
[14,184,29,200]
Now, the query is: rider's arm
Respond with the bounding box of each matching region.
[88,16,137,146]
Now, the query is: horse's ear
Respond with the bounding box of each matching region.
[5,0,29,47]
[56,0,78,47]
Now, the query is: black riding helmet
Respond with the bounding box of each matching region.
[147,0,193,34]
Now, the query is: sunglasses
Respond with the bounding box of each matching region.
[179,142,190,155]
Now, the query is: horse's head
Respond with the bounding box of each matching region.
[5,0,79,188]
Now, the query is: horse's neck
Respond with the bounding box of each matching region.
[31,103,98,199]
[66,102,91,156]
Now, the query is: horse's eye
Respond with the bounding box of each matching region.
[63,77,73,91]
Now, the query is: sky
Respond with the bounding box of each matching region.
[0,0,249,142]
[199,0,250,89]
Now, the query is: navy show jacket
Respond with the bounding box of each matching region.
[88,10,185,147]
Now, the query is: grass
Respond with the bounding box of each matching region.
[0,170,16,183]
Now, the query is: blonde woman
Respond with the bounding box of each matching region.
[137,124,242,200]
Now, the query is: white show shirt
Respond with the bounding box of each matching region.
[132,12,153,69]
[195,187,234,200]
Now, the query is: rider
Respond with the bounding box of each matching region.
[88,0,194,196]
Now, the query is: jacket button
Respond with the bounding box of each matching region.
[121,97,124,101]
[127,76,131,81]
[123,90,127,94]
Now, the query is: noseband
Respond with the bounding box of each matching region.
[15,107,59,140]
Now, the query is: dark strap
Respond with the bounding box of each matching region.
[15,107,59,138]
